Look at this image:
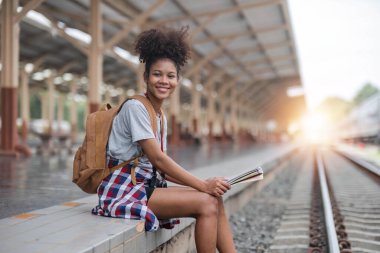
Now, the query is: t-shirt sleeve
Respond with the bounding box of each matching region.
[121,100,155,143]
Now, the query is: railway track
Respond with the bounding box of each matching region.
[320,150,380,253]
[230,147,380,253]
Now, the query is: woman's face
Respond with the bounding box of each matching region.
[145,58,179,101]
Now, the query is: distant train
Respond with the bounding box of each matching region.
[337,92,380,143]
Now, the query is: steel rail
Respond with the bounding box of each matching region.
[335,150,380,177]
[316,151,340,253]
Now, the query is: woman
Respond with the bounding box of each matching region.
[92,27,236,253]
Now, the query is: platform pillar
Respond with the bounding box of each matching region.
[207,83,215,142]
[230,88,238,140]
[0,0,19,156]
[88,0,103,113]
[219,95,228,142]
[191,73,201,139]
[137,64,145,94]
[70,78,78,144]
[169,85,181,145]
[19,69,30,144]
[47,75,55,135]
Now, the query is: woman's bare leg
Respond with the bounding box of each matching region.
[148,187,219,253]
[216,197,237,253]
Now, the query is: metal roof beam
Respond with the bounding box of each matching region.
[57,61,77,76]
[222,54,295,68]
[104,0,137,19]
[203,70,224,90]
[103,0,165,51]
[194,24,286,44]
[189,14,217,40]
[14,0,46,23]
[30,54,49,71]
[244,76,300,111]
[232,40,291,56]
[148,0,280,26]
[239,77,299,104]
[218,76,241,97]
[36,10,89,55]
[232,0,280,78]
[36,4,89,32]
[256,93,288,120]
[106,50,137,73]
[183,38,232,78]
[279,0,300,73]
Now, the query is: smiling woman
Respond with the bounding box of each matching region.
[91,27,237,253]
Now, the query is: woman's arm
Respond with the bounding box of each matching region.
[138,138,230,196]
[165,174,185,185]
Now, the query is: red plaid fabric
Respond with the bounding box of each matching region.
[92,157,180,231]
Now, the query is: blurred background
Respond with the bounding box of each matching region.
[1,0,379,154]
[288,0,380,147]
[0,0,379,218]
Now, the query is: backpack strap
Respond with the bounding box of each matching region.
[130,95,158,134]
[108,95,159,185]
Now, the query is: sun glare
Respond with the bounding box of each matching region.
[301,113,331,143]
[288,112,334,144]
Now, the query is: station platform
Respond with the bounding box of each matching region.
[335,142,380,167]
[0,141,288,219]
[0,141,297,252]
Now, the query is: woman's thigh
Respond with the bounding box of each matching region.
[147,186,216,219]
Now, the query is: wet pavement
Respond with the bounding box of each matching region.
[0,141,273,219]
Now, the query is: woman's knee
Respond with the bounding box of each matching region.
[196,193,219,217]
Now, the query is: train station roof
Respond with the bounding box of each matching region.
[17,0,305,126]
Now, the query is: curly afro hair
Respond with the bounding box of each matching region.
[134,26,191,77]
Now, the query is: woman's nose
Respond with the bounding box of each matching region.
[160,75,169,83]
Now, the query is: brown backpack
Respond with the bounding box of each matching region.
[72,95,160,194]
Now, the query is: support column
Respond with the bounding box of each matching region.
[57,93,64,136]
[38,90,52,156]
[104,88,111,105]
[169,85,180,145]
[118,91,128,105]
[230,88,238,139]
[191,74,201,138]
[219,95,228,142]
[20,69,30,144]
[137,64,145,94]
[47,75,55,135]
[206,83,215,142]
[70,78,78,144]
[57,92,69,153]
[0,0,19,156]
[88,0,103,113]
[41,92,49,123]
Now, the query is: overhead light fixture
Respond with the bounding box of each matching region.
[287,86,304,97]
[181,78,192,88]
[113,47,140,65]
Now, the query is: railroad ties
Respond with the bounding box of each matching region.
[268,148,380,253]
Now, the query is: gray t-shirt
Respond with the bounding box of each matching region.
[107,99,167,169]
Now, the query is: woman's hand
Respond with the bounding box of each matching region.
[204,177,231,197]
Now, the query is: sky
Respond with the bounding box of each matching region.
[287,0,380,110]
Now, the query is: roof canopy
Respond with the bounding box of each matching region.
[16,0,305,126]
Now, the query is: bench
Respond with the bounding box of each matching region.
[0,144,297,253]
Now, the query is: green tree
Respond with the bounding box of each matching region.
[353,82,379,105]
[316,97,351,124]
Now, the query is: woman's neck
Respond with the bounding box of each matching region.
[145,93,162,115]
